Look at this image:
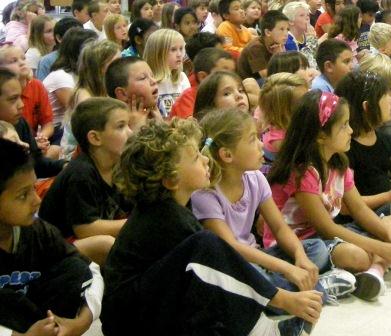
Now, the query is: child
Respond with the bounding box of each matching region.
[25,15,55,75]
[173,7,199,41]
[39,97,132,266]
[161,2,180,29]
[61,40,121,161]
[191,108,356,305]
[121,18,158,57]
[260,73,309,160]
[104,14,129,50]
[144,28,191,118]
[201,0,223,33]
[368,22,391,56]
[101,117,322,336]
[152,0,163,26]
[189,0,210,29]
[194,70,250,119]
[315,0,345,37]
[268,90,391,300]
[243,0,262,33]
[0,138,103,336]
[216,0,253,54]
[107,0,122,14]
[71,0,91,24]
[237,10,289,80]
[356,0,378,52]
[105,56,161,132]
[308,0,322,26]
[171,47,235,119]
[132,0,154,21]
[83,0,109,41]
[311,38,354,93]
[335,71,391,213]
[329,5,362,65]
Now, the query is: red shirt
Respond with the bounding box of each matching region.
[170,86,198,119]
[22,78,53,134]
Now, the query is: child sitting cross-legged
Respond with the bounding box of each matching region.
[39,97,132,266]
[0,138,103,336]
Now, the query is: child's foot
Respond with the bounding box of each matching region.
[353,271,385,301]
[319,268,356,304]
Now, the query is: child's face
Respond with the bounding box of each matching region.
[43,20,55,47]
[114,19,129,42]
[211,57,236,72]
[167,38,185,70]
[140,2,154,20]
[74,6,90,24]
[245,1,262,21]
[214,75,249,112]
[307,0,322,11]
[265,20,289,45]
[195,4,209,23]
[328,49,354,84]
[334,0,345,14]
[175,139,210,195]
[153,0,163,20]
[296,67,314,84]
[177,14,199,39]
[125,61,158,108]
[0,47,31,78]
[108,0,122,14]
[2,129,29,149]
[99,108,131,159]
[361,12,375,25]
[231,121,264,171]
[0,79,24,126]
[93,3,109,26]
[225,0,245,25]
[292,7,310,33]
[379,93,391,123]
[0,169,41,228]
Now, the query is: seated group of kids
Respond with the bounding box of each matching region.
[2,0,391,335]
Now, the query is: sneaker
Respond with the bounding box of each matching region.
[353,271,385,301]
[278,317,313,336]
[319,268,356,304]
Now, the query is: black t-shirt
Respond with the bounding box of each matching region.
[347,131,391,195]
[104,198,202,296]
[39,153,131,238]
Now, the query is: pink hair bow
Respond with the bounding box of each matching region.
[318,92,339,127]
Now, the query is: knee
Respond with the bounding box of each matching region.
[332,243,371,272]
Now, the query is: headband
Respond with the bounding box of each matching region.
[318,92,339,127]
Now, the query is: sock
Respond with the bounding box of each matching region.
[367,264,385,278]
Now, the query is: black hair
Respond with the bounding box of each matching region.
[0,68,18,96]
[0,138,33,195]
[105,56,144,98]
[268,90,349,188]
[193,47,233,74]
[357,0,379,14]
[71,0,91,15]
[53,17,83,46]
[124,18,157,51]
[259,10,289,36]
[335,71,389,136]
[218,0,239,18]
[173,7,198,25]
[267,51,309,76]
[132,0,154,20]
[316,38,351,73]
[51,27,98,73]
[185,32,224,61]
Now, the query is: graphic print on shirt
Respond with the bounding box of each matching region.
[0,271,41,294]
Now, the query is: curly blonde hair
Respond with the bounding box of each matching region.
[115,118,202,203]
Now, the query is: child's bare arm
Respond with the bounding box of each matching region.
[73,218,126,238]
[11,316,58,336]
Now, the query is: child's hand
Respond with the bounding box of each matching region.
[295,257,319,288]
[268,43,285,54]
[23,316,58,336]
[282,290,323,324]
[35,134,50,152]
[128,95,149,132]
[283,264,315,291]
[47,309,91,336]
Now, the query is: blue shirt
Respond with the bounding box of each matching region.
[36,50,58,81]
[311,74,334,93]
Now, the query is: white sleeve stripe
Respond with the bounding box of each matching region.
[84,262,104,321]
[0,325,13,336]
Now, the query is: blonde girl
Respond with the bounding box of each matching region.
[243,0,262,31]
[26,15,55,74]
[61,39,121,160]
[104,14,129,50]
[143,28,191,117]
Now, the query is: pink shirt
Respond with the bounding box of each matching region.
[5,21,28,52]
[263,166,355,247]
[262,127,286,153]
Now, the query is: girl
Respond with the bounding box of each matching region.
[329,5,362,64]
[25,15,55,75]
[102,116,322,336]
[260,73,308,159]
[43,28,98,145]
[161,2,180,29]
[144,28,191,118]
[121,18,158,57]
[152,0,164,26]
[335,71,391,213]
[193,70,250,119]
[107,0,122,14]
[132,0,154,21]
[191,108,356,306]
[61,40,121,160]
[315,0,345,37]
[243,0,262,32]
[173,7,199,40]
[104,14,129,50]
[268,90,391,301]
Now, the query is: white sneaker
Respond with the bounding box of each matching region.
[354,271,386,301]
[319,268,356,304]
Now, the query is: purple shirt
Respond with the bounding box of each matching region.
[191,171,271,247]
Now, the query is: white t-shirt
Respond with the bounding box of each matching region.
[25,47,42,71]
[157,72,190,118]
[83,20,106,41]
[43,69,76,125]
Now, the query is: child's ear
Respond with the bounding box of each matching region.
[162,177,179,191]
[114,87,128,102]
[264,28,271,37]
[218,147,233,163]
[323,60,334,75]
[196,71,208,83]
[134,35,143,46]
[87,130,102,147]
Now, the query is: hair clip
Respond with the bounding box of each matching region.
[136,27,142,33]
[318,92,339,127]
[204,137,213,148]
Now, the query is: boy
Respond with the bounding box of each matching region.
[368,22,391,56]
[308,0,322,27]
[170,47,236,119]
[357,0,379,52]
[83,0,109,41]
[72,0,92,24]
[216,0,252,55]
[237,10,289,80]
[0,138,103,336]
[189,0,210,29]
[202,0,223,33]
[39,98,132,266]
[0,68,65,178]
[311,38,353,93]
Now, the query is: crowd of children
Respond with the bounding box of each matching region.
[1,0,391,334]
